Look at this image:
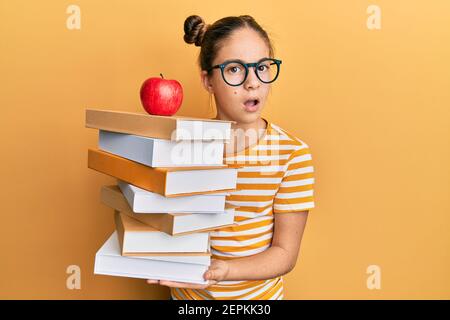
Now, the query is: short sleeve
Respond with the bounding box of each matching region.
[273,145,315,213]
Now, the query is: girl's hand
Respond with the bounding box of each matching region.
[146,259,230,289]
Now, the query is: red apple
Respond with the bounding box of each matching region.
[140,73,183,116]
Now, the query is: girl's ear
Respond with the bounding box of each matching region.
[200,70,214,93]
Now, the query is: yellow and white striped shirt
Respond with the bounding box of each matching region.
[171,118,315,300]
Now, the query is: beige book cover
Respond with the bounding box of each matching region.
[88,148,241,197]
[85,108,235,141]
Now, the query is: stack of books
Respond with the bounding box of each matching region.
[86,109,240,284]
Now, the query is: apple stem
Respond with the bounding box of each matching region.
[160,73,164,79]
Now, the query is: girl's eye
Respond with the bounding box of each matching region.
[257,65,268,72]
[231,67,239,73]
[225,64,242,74]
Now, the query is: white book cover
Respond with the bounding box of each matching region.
[164,167,239,196]
[99,130,225,167]
[94,232,209,284]
[174,118,232,141]
[118,180,229,213]
[118,211,210,253]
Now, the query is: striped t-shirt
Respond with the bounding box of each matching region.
[170,117,315,300]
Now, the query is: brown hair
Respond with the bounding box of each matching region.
[183,15,275,76]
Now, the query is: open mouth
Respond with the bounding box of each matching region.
[243,99,260,111]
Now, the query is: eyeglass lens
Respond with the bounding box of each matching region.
[222,59,279,86]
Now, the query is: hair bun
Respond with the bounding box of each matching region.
[184,15,209,47]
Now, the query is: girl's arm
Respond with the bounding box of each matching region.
[147,211,309,289]
[225,210,309,281]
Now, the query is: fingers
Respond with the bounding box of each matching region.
[204,270,215,280]
[205,259,229,282]
[147,279,217,288]
[147,279,159,284]
[204,265,224,280]
[159,280,215,289]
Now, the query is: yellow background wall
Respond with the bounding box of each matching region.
[0,0,449,299]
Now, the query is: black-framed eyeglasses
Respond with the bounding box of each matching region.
[206,58,282,87]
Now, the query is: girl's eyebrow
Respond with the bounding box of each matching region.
[222,57,269,64]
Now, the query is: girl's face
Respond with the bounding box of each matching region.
[201,28,271,125]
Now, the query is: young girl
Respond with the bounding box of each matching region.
[147,14,315,300]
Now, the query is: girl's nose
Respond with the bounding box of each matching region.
[243,67,260,90]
